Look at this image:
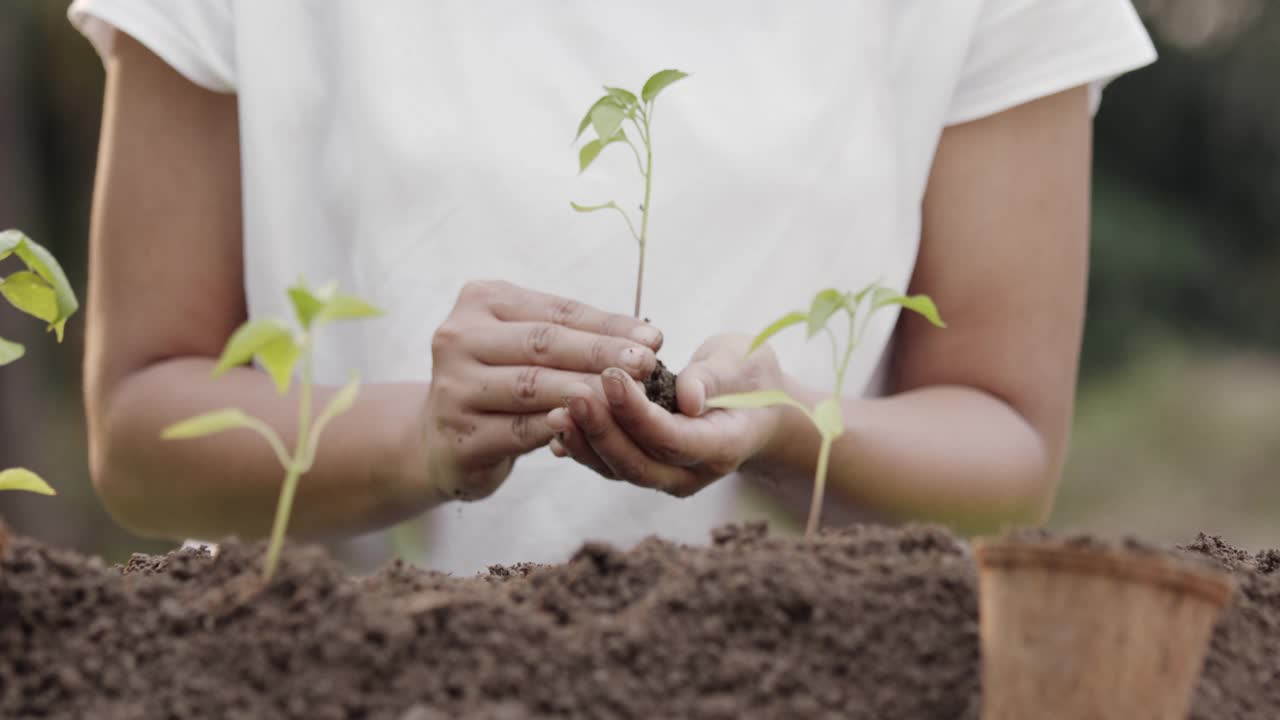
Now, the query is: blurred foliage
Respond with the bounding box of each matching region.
[0,0,1277,559]
[1086,0,1280,374]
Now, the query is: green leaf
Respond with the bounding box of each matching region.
[0,230,79,341]
[0,229,20,257]
[806,288,845,338]
[570,201,620,213]
[578,139,604,173]
[706,389,809,414]
[0,336,23,366]
[575,95,623,141]
[641,69,689,104]
[749,310,808,352]
[604,86,638,108]
[161,408,256,440]
[287,284,324,330]
[871,288,946,328]
[0,468,56,495]
[0,271,58,324]
[315,293,382,325]
[258,335,302,395]
[590,103,626,144]
[813,397,845,440]
[213,319,295,377]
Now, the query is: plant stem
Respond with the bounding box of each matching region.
[806,437,833,537]
[635,112,653,319]
[263,342,314,581]
[263,463,302,580]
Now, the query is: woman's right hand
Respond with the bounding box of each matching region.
[419,279,662,501]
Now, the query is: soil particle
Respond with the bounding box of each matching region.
[0,523,1276,719]
[643,358,679,414]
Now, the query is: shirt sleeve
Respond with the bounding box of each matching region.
[946,0,1157,125]
[67,0,237,93]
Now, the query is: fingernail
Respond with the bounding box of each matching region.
[631,325,662,347]
[547,407,571,432]
[690,379,707,415]
[567,396,590,422]
[620,346,648,374]
[603,370,627,407]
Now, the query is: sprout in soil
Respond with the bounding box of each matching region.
[571,68,688,320]
[706,284,945,537]
[162,279,381,580]
[0,229,79,496]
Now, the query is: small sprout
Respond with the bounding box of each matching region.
[572,69,689,318]
[162,279,381,580]
[0,468,57,496]
[707,283,944,537]
[0,229,79,496]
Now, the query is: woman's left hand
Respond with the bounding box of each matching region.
[547,333,786,496]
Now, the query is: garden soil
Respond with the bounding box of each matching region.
[1,521,1276,719]
[642,358,679,414]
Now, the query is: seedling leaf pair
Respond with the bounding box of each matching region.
[708,283,944,535]
[573,69,689,318]
[163,278,381,580]
[0,230,79,366]
[0,230,78,498]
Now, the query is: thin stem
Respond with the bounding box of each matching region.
[263,340,314,581]
[608,204,642,246]
[805,437,833,537]
[263,463,302,580]
[835,308,857,397]
[822,326,840,378]
[635,112,654,318]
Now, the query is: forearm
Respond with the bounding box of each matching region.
[754,378,1056,533]
[91,357,435,541]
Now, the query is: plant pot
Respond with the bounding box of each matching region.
[974,536,1234,720]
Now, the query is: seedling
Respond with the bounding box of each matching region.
[707,283,944,537]
[0,229,79,496]
[571,68,688,319]
[162,279,381,580]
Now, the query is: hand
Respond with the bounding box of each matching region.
[420,280,662,501]
[547,333,785,497]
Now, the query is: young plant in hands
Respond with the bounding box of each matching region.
[571,69,688,411]
[162,279,380,580]
[0,230,79,496]
[707,284,945,537]
[571,68,687,319]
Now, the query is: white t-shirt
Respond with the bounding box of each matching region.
[70,0,1156,575]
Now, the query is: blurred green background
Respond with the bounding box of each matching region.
[1,1,1278,562]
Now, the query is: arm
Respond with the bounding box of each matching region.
[553,86,1089,533]
[762,85,1091,530]
[87,34,661,541]
[85,33,428,540]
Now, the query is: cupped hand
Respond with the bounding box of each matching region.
[419,280,662,500]
[546,333,785,497]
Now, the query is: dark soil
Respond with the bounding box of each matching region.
[643,357,679,413]
[1,522,1277,719]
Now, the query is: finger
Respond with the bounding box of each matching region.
[465,366,599,413]
[470,322,656,378]
[563,384,701,496]
[483,282,664,349]
[456,412,559,469]
[600,368,699,466]
[676,347,776,417]
[548,408,615,479]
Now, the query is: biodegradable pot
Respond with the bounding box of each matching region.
[975,537,1233,720]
